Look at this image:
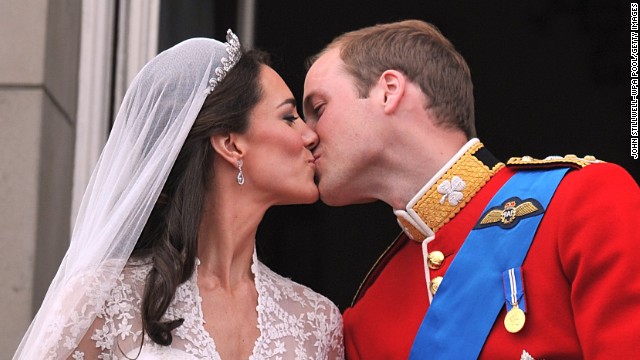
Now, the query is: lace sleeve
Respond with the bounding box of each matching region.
[14,264,118,359]
[67,270,145,360]
[19,260,147,360]
[67,315,110,360]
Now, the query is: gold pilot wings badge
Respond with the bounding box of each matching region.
[474,196,545,230]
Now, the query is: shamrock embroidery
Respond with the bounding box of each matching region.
[437,176,466,206]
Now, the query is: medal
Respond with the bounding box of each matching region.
[504,303,526,333]
[502,267,528,333]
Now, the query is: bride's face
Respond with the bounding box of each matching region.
[239,65,319,205]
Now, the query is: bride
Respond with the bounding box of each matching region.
[13,31,344,359]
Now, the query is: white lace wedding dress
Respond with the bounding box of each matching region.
[51,251,344,360]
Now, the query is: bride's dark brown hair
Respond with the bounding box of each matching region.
[131,49,269,346]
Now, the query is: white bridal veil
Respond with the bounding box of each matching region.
[13,31,241,359]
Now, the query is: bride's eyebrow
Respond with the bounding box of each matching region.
[277,98,297,109]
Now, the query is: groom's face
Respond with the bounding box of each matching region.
[303,48,380,206]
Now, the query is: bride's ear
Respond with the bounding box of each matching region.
[210,133,244,165]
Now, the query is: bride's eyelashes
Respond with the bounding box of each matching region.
[283,114,299,124]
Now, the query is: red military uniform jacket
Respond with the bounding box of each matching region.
[343,140,640,359]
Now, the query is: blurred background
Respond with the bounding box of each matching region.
[0,0,633,356]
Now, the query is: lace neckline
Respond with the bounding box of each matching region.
[192,249,265,359]
[64,246,344,359]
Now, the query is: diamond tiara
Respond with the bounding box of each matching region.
[205,29,242,94]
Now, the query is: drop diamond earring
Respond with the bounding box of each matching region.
[236,159,245,185]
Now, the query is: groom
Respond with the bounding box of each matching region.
[303,19,640,359]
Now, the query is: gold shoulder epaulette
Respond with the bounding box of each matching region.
[507,154,603,170]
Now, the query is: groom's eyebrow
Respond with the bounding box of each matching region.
[302,94,313,117]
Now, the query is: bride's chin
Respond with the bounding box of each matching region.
[306,188,320,203]
[288,186,320,205]
[296,185,320,205]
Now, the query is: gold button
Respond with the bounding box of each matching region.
[430,276,443,295]
[427,250,445,270]
[565,154,577,159]
[584,155,596,161]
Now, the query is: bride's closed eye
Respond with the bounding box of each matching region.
[283,114,299,124]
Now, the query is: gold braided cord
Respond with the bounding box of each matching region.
[507,154,601,168]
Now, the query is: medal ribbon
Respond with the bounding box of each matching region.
[408,168,569,360]
[503,267,527,311]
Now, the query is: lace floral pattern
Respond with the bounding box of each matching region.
[61,252,343,360]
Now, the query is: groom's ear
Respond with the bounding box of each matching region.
[378,70,406,115]
[210,133,245,166]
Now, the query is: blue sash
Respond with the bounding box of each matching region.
[408,168,569,359]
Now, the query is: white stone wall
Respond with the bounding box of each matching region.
[0,0,81,356]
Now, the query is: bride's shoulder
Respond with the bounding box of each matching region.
[61,256,148,287]
[59,256,152,310]
[121,256,153,282]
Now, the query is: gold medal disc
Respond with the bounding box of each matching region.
[504,307,526,333]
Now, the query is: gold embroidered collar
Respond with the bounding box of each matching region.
[394,139,504,243]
